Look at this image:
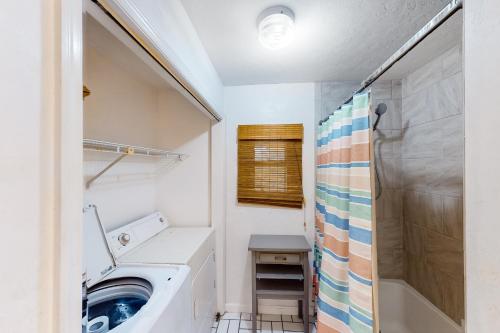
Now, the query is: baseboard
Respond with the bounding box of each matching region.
[225,301,314,315]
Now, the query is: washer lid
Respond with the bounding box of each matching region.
[84,205,116,288]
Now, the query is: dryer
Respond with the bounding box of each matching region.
[106,212,216,333]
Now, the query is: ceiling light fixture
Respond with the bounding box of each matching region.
[257,6,295,50]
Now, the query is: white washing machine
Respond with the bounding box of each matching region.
[83,205,192,333]
[105,212,217,333]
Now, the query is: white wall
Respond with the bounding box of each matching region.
[464,1,500,331]
[83,37,211,231]
[156,90,211,226]
[0,3,49,331]
[0,1,83,332]
[223,83,316,314]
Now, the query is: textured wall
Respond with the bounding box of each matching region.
[371,81,404,279]
[401,45,464,324]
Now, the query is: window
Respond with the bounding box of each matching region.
[238,124,303,208]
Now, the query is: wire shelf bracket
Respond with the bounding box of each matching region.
[83,139,187,188]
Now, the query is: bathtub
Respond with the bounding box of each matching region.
[379,279,463,333]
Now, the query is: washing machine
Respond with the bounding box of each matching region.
[83,205,192,333]
[105,212,217,333]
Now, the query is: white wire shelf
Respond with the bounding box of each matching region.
[83,139,187,188]
[83,139,187,159]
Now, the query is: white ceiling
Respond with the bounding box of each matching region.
[180,0,452,85]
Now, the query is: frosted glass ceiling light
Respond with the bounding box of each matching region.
[258,6,295,50]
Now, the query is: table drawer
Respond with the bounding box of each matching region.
[257,252,301,264]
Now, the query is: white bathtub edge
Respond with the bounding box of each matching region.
[380,279,464,333]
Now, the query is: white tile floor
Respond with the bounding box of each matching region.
[212,313,317,333]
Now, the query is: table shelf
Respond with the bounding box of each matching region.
[256,279,304,297]
[256,264,304,280]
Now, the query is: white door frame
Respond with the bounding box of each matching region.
[57,0,83,331]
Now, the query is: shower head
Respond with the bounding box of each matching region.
[373,103,387,131]
[375,103,387,116]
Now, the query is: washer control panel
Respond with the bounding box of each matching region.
[107,212,169,258]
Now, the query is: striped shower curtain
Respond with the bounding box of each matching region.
[314,92,376,333]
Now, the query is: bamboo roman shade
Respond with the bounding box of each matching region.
[238,124,303,208]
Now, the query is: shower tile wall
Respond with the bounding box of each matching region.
[315,81,359,122]
[372,81,404,279]
[401,45,464,324]
[316,52,464,325]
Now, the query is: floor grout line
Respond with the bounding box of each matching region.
[214,312,316,333]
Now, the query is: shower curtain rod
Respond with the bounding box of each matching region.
[319,0,463,125]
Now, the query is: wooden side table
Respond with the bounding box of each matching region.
[248,234,312,333]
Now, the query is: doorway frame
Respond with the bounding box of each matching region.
[57,0,83,332]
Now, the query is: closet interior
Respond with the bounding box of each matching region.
[83,12,212,229]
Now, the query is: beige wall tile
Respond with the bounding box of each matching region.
[378,217,403,250]
[424,230,464,278]
[441,276,465,324]
[426,158,463,196]
[405,55,443,95]
[422,193,444,233]
[429,73,463,119]
[382,189,403,219]
[378,247,403,279]
[405,253,426,293]
[401,121,443,159]
[403,222,424,256]
[442,45,462,78]
[399,46,464,323]
[442,114,464,160]
[421,263,445,312]
[374,130,395,158]
[392,80,403,99]
[403,190,423,225]
[379,157,402,189]
[402,159,429,192]
[372,81,392,100]
[402,89,429,127]
[443,196,463,240]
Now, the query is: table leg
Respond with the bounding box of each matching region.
[303,253,310,333]
[298,300,303,319]
[252,252,257,333]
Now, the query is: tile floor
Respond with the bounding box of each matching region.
[212,312,317,333]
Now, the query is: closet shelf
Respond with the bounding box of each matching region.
[83,139,187,188]
[83,139,187,159]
